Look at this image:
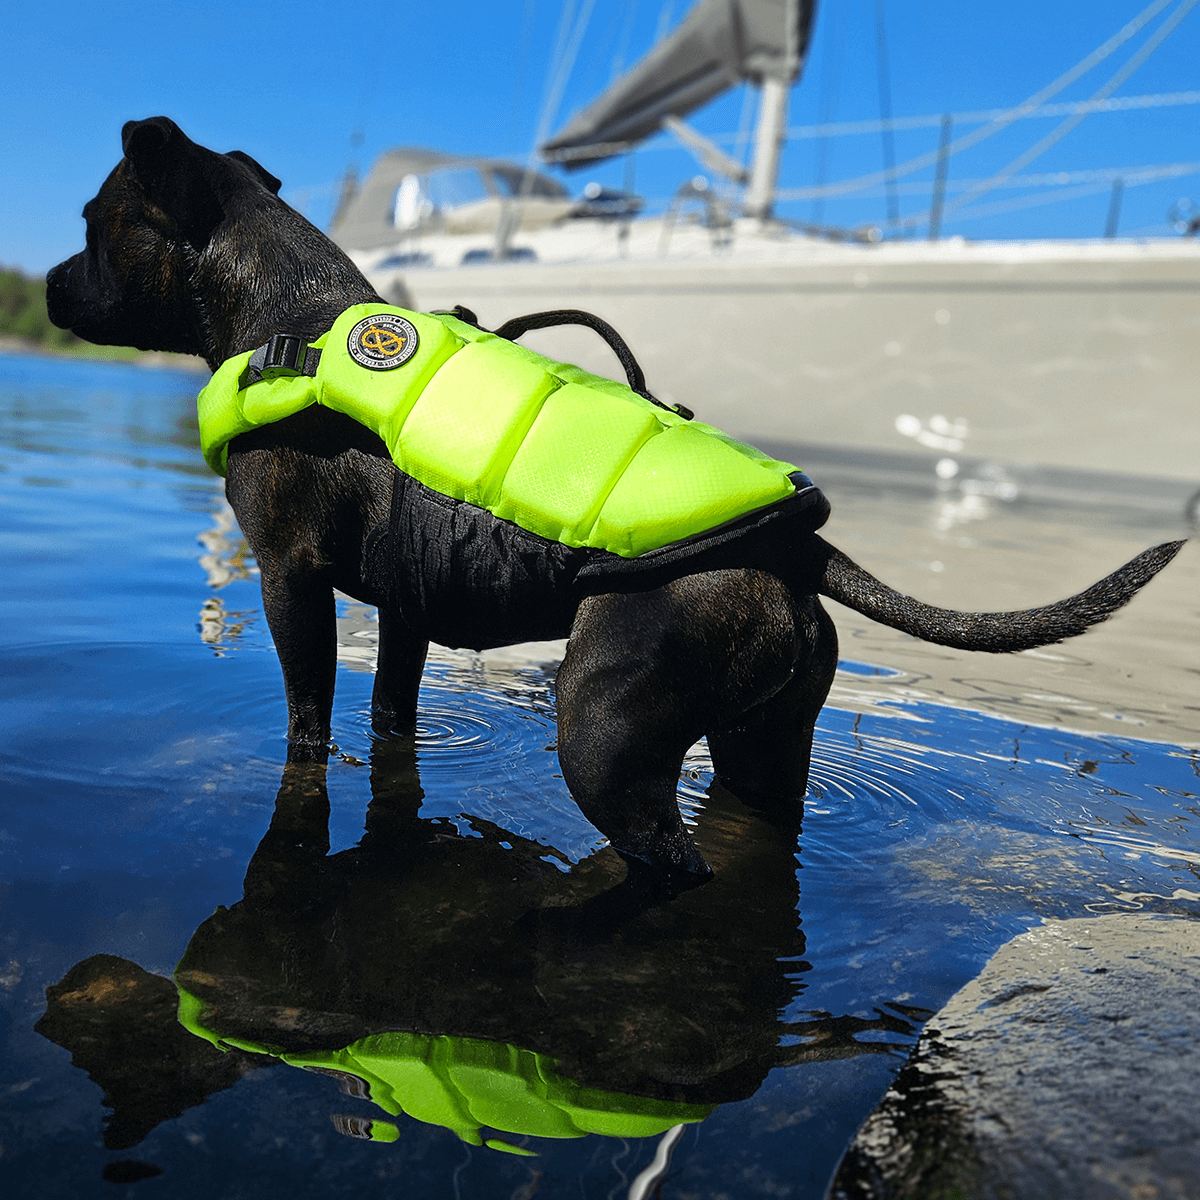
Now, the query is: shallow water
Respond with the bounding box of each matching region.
[1,352,1197,1199]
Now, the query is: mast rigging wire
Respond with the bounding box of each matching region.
[948,167,1195,225]
[810,1,846,226]
[795,0,1178,202]
[776,158,1200,201]
[593,90,1200,156]
[783,90,1200,140]
[905,0,1200,229]
[496,0,599,257]
[872,0,899,224]
[533,0,601,155]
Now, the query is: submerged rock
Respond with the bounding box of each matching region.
[828,913,1200,1200]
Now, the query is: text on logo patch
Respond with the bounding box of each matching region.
[347,313,419,371]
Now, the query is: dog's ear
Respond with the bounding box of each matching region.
[121,117,228,250]
[226,150,283,195]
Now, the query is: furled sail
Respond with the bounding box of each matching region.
[541,0,816,169]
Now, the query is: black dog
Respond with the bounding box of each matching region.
[48,118,1183,879]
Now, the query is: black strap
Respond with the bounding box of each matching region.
[490,308,694,421]
[432,304,482,328]
[239,333,322,389]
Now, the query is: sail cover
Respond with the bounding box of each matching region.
[541,0,816,169]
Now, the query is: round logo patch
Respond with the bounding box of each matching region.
[347,313,419,370]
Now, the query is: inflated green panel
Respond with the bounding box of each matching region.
[195,352,249,474]
[318,305,465,446]
[536,360,644,405]
[365,1121,400,1143]
[699,422,799,475]
[597,422,797,555]
[497,382,659,548]
[397,338,560,508]
[447,1043,582,1139]
[425,311,492,346]
[239,373,313,430]
[197,354,316,475]
[351,1035,481,1141]
[440,325,645,409]
[535,1062,711,1137]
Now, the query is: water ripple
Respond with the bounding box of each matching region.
[1064,824,1200,868]
[415,703,507,770]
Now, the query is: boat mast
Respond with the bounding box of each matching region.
[743,0,801,222]
[743,77,788,221]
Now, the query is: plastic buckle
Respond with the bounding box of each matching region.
[430,305,481,328]
[642,391,695,422]
[259,333,308,380]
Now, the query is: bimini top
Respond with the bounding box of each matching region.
[197,304,801,560]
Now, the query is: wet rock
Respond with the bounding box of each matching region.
[35,954,267,1149]
[828,914,1200,1200]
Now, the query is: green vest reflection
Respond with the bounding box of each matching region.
[177,1000,711,1154]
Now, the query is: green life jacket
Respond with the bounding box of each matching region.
[176,984,711,1152]
[197,303,800,559]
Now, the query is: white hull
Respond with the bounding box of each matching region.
[360,226,1200,484]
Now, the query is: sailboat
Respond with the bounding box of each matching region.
[330,0,1200,491]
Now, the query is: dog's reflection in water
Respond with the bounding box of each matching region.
[39,743,921,1155]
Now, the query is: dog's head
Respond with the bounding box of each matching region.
[46,117,307,361]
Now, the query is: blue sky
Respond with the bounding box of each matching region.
[3,0,1198,274]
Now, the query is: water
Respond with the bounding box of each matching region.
[1,351,1197,1198]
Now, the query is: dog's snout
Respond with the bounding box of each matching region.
[45,258,81,329]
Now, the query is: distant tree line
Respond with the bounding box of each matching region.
[0,266,81,351]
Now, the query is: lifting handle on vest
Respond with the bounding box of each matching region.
[489,308,695,422]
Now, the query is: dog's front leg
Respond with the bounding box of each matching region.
[371,605,428,735]
[258,565,338,761]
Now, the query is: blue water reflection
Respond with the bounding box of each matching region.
[1,353,1196,1199]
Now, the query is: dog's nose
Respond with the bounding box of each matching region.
[46,259,72,296]
[45,259,78,327]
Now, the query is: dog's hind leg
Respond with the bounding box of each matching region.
[706,597,838,813]
[556,570,799,879]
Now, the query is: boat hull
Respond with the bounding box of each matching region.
[389,240,1200,483]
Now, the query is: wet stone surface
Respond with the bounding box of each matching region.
[830,914,1200,1200]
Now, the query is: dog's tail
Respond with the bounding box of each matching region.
[815,536,1185,652]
